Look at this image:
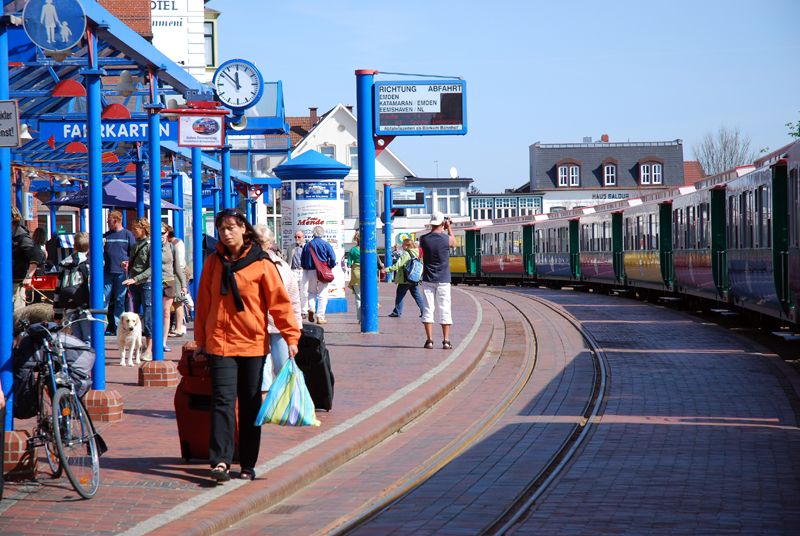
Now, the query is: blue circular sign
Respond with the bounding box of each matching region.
[23,0,86,52]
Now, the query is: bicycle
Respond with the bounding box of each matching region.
[24,308,107,499]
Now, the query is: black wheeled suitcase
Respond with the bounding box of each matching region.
[295,323,335,411]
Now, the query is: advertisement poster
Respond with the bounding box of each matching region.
[178,115,224,147]
[281,179,346,311]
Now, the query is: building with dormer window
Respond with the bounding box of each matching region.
[522,137,684,213]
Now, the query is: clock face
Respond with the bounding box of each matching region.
[214,60,263,110]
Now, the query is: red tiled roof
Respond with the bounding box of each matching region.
[265,107,335,149]
[683,161,706,185]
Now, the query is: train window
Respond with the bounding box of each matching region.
[731,195,739,249]
[688,206,696,249]
[511,231,520,254]
[763,186,771,248]
[625,217,631,250]
[497,232,506,255]
[654,212,660,250]
[699,203,709,249]
[603,222,611,252]
[636,216,643,251]
[581,224,588,251]
[791,169,800,247]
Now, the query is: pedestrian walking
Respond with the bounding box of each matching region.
[300,225,336,325]
[103,210,136,334]
[285,230,305,286]
[381,238,424,318]
[167,226,190,337]
[193,208,300,482]
[419,211,456,350]
[121,217,154,360]
[11,206,44,311]
[53,232,91,343]
[347,231,361,323]
[254,224,303,403]
[159,223,186,353]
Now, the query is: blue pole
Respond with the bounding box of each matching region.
[146,95,164,362]
[221,145,232,209]
[191,147,202,305]
[136,160,145,218]
[384,183,392,282]
[15,172,22,211]
[1,19,14,429]
[171,172,182,239]
[80,209,86,232]
[212,185,220,238]
[356,69,378,333]
[50,183,57,235]
[246,198,253,223]
[176,172,185,240]
[85,27,105,388]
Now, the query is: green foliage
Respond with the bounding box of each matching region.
[787,111,800,138]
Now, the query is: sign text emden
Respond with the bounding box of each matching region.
[374,80,466,136]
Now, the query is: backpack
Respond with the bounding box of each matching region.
[12,327,96,419]
[57,255,89,309]
[404,255,423,283]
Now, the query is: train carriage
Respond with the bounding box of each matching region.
[671,184,727,299]
[578,209,623,284]
[787,142,800,320]
[480,221,526,284]
[725,155,793,320]
[621,198,674,291]
[535,212,581,282]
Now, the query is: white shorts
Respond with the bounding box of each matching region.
[420,282,452,325]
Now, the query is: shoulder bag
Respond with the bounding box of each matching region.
[309,245,334,283]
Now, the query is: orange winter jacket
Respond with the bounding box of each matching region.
[195,243,301,357]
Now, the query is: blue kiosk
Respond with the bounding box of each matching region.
[274,150,351,315]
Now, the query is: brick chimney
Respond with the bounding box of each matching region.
[345,104,354,113]
[309,107,318,124]
[601,134,609,142]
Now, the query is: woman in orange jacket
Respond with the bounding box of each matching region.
[194,208,301,482]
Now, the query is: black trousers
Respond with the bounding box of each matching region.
[208,354,265,470]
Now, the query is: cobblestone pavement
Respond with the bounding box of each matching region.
[0,285,490,536]
[508,288,800,536]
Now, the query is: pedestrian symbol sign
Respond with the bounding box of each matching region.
[23,0,86,52]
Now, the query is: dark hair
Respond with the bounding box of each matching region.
[215,208,257,246]
[32,227,47,247]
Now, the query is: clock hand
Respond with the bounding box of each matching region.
[222,71,240,90]
[234,72,240,90]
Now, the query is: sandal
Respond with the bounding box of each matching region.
[210,463,230,482]
[239,468,256,480]
[424,339,434,349]
[442,340,452,350]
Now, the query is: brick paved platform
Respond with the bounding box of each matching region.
[0,284,491,536]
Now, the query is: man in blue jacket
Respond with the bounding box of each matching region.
[300,225,336,324]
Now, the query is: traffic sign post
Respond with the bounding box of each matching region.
[23,0,86,52]
[0,100,20,148]
[356,71,467,334]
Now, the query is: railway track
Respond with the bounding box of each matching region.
[328,288,608,536]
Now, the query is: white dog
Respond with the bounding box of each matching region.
[118,312,143,366]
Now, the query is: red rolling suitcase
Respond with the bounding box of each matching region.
[174,342,238,462]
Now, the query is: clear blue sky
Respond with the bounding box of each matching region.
[213,0,800,193]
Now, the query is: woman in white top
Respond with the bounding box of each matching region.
[167,226,189,336]
[253,224,303,402]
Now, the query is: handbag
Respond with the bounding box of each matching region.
[309,245,335,283]
[255,360,321,427]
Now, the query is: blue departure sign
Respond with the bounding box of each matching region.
[23,0,86,52]
[374,80,467,136]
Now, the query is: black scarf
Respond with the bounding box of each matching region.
[216,243,268,312]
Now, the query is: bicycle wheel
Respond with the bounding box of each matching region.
[39,380,62,478]
[52,388,100,499]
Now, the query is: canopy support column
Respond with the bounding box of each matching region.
[221,145,232,210]
[84,25,106,386]
[1,18,14,430]
[146,92,164,363]
[136,158,146,218]
[191,147,202,304]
